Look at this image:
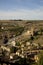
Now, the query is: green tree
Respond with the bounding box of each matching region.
[38,52,43,65]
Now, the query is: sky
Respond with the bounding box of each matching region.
[0,0,43,20]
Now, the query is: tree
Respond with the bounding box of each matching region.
[3,35,8,44]
[38,52,43,65]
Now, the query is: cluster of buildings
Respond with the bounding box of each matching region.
[0,27,43,64]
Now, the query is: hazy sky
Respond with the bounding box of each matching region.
[0,0,43,20]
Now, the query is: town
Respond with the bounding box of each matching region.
[0,20,43,65]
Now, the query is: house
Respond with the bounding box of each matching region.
[34,55,39,62]
[7,38,16,47]
[26,42,30,46]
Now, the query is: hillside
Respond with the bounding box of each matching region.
[0,20,43,45]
